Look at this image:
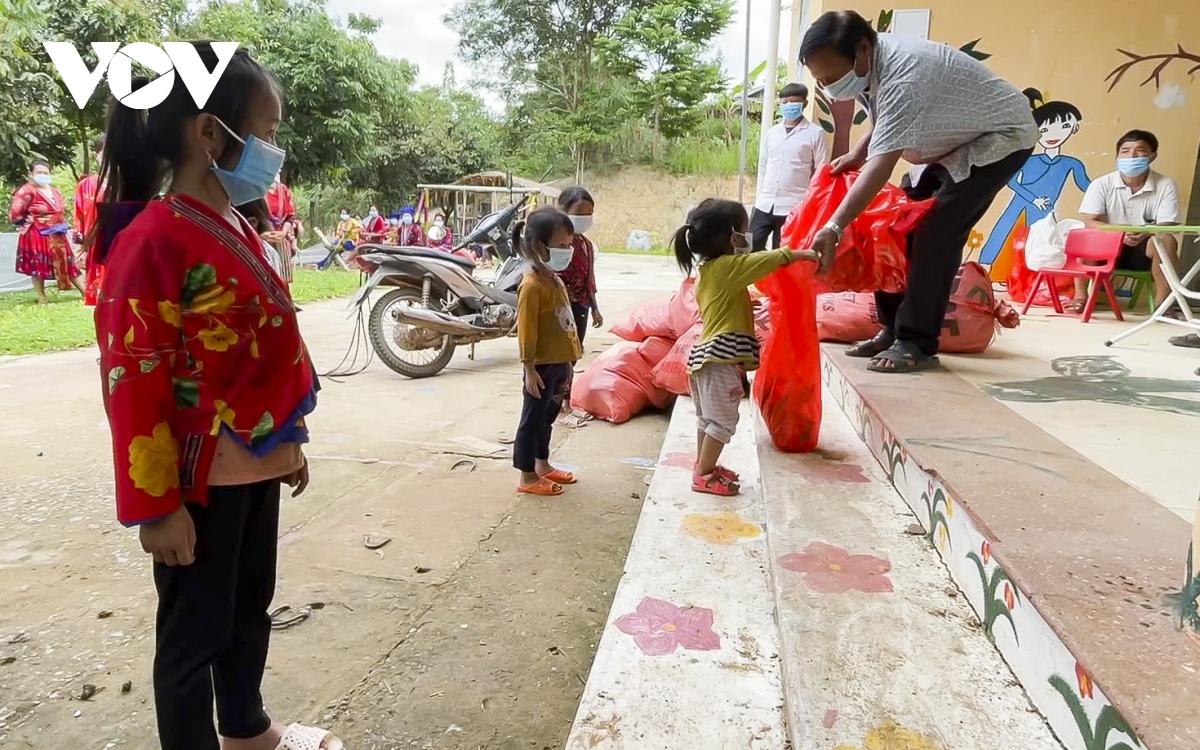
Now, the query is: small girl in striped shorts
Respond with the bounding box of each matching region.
[671,198,815,496]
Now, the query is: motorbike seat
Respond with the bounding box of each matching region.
[359,244,477,271]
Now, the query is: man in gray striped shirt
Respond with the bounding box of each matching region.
[801,11,1037,373]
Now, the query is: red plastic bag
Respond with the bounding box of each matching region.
[570,342,671,423]
[651,323,703,396]
[669,277,700,336]
[753,264,823,452]
[638,335,674,368]
[940,262,998,353]
[816,292,883,343]
[1007,247,1074,308]
[780,165,934,294]
[611,295,673,342]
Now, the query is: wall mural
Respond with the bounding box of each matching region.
[981,88,1091,282]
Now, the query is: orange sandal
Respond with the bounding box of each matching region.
[540,468,578,485]
[518,477,564,496]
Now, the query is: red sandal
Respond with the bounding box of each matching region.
[692,471,740,496]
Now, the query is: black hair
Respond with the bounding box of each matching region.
[29,158,50,172]
[97,42,279,259]
[780,82,809,100]
[236,199,272,234]
[513,206,573,277]
[341,206,351,213]
[92,133,106,154]
[1022,88,1082,127]
[799,10,877,64]
[671,198,749,276]
[1117,129,1158,153]
[558,186,595,213]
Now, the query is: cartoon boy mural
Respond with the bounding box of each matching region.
[980,89,1091,276]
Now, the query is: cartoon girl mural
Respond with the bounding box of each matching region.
[980,89,1091,277]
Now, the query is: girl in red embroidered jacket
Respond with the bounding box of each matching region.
[93,43,341,750]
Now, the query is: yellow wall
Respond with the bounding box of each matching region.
[788,1,1200,272]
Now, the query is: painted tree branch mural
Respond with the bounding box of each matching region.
[1105,45,1200,92]
[814,9,992,157]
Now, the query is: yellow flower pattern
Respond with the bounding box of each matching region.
[189,284,236,314]
[128,422,180,498]
[198,323,239,352]
[834,721,942,750]
[682,511,761,545]
[158,300,182,328]
[211,400,236,436]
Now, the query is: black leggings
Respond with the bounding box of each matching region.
[153,481,280,750]
[571,303,590,345]
[514,363,572,473]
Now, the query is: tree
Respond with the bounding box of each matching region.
[598,0,731,156]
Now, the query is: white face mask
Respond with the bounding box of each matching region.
[548,245,575,272]
[434,219,445,227]
[340,213,350,221]
[569,215,594,234]
[33,174,53,186]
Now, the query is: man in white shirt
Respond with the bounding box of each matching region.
[800,11,1037,373]
[1077,129,1180,315]
[752,83,829,252]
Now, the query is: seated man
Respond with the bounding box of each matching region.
[1076,129,1180,314]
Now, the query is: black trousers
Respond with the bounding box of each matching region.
[153,481,280,750]
[875,148,1033,355]
[514,363,571,473]
[750,208,787,252]
[571,303,590,345]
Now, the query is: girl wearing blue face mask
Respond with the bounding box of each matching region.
[513,207,583,496]
[92,42,341,750]
[10,158,85,303]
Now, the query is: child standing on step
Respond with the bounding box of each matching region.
[513,207,584,496]
[672,198,816,496]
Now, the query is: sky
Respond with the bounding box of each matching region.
[331,0,794,98]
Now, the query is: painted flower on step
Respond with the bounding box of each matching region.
[1075,662,1094,699]
[980,541,992,565]
[935,525,949,551]
[682,511,761,545]
[128,422,180,497]
[778,542,893,593]
[944,494,954,518]
[834,720,942,750]
[613,597,721,656]
[1002,581,1016,611]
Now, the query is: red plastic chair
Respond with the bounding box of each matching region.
[1020,228,1125,323]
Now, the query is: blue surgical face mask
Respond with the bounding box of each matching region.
[209,117,287,206]
[824,60,870,101]
[780,101,805,121]
[1117,156,1152,178]
[401,214,414,225]
[548,245,575,272]
[32,174,53,186]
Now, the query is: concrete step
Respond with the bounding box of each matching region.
[755,391,1061,749]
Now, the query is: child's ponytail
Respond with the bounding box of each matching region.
[671,224,695,276]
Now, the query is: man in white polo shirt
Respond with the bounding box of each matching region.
[1077,129,1180,313]
[752,82,829,252]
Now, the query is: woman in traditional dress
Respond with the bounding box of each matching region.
[93,42,341,750]
[396,205,424,246]
[426,210,454,252]
[263,174,298,283]
[10,158,85,303]
[361,204,387,243]
[75,134,106,304]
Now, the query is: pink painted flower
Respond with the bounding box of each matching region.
[659,452,696,470]
[981,540,992,565]
[613,597,721,656]
[778,542,893,593]
[1003,581,1016,611]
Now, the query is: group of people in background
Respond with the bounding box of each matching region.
[333,204,455,253]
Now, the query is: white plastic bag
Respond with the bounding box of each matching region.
[1025,214,1082,271]
[626,230,653,252]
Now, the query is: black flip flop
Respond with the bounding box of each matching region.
[867,342,940,374]
[1170,334,1200,349]
[846,331,895,358]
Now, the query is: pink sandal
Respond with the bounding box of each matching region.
[692,471,740,496]
[693,463,740,483]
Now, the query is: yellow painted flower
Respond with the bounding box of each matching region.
[189,284,236,314]
[834,720,942,750]
[158,300,182,328]
[682,511,761,545]
[198,323,239,352]
[936,525,949,551]
[128,422,180,497]
[944,495,954,518]
[210,400,236,436]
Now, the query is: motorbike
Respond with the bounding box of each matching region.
[347,197,529,379]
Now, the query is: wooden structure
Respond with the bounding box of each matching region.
[418,171,562,241]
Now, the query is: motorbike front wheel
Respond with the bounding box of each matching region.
[368,287,457,379]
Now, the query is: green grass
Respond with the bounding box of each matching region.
[0,269,361,357]
[599,246,673,255]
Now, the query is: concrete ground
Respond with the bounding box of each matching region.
[0,254,679,750]
[941,306,1200,523]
